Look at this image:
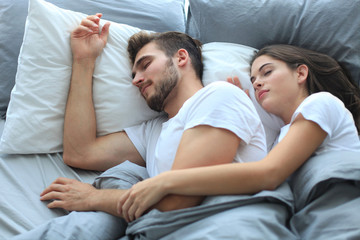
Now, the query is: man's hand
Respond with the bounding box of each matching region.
[40,177,97,211]
[70,13,110,61]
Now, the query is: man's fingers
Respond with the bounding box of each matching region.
[40,191,64,201]
[100,22,111,42]
[81,18,98,28]
[86,14,101,22]
[79,19,99,34]
[47,200,62,209]
[40,178,73,196]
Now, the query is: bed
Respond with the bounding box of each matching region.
[0,0,359,239]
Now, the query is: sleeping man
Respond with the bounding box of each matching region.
[11,13,284,239]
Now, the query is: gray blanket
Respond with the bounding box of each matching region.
[7,151,360,240]
[289,151,360,239]
[119,151,360,239]
[98,161,296,239]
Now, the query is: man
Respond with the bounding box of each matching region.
[13,13,266,239]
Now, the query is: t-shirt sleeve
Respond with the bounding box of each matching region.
[184,82,263,144]
[124,115,166,161]
[291,92,347,138]
[124,123,148,161]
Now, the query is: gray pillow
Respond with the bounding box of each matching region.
[186,0,360,86]
[0,0,186,119]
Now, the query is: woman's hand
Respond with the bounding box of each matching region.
[40,177,97,211]
[70,13,111,61]
[118,174,169,222]
[227,76,250,97]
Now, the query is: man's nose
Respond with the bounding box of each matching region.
[132,74,144,87]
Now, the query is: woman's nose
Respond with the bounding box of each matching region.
[252,78,263,89]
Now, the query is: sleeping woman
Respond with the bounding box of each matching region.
[118,44,360,236]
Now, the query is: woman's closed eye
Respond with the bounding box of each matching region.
[264,70,272,76]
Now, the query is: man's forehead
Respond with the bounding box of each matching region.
[134,42,160,62]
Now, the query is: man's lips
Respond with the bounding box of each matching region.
[139,83,151,96]
[257,89,269,100]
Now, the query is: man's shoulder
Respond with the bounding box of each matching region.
[202,81,244,97]
[204,81,237,90]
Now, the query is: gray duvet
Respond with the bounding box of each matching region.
[3,151,360,240]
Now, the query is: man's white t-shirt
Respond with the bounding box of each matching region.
[125,81,267,177]
[278,92,360,154]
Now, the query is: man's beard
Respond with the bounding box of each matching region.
[147,59,179,112]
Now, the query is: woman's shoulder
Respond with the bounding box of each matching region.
[304,92,345,110]
[293,92,348,125]
[306,92,342,102]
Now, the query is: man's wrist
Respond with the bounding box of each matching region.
[84,188,101,210]
[72,57,97,66]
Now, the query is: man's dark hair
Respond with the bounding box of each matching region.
[128,31,203,80]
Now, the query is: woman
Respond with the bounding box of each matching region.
[118,44,360,223]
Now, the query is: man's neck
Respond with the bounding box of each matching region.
[164,78,203,119]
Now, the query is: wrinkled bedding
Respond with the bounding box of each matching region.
[289,151,360,239]
[1,116,360,239]
[120,151,360,239]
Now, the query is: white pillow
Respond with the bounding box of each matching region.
[201,42,284,151]
[0,0,159,153]
[0,0,282,154]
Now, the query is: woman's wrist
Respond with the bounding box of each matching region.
[158,171,175,196]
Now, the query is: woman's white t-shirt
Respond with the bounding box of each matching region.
[278,92,360,154]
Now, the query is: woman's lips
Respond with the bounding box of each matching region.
[258,89,269,100]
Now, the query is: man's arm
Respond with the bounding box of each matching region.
[63,14,144,171]
[120,125,241,221]
[154,125,241,209]
[40,177,127,217]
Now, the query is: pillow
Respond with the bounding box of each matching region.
[0,0,280,154]
[0,0,163,153]
[201,42,283,151]
[0,0,186,120]
[187,0,360,86]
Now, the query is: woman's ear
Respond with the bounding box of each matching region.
[176,49,189,67]
[297,64,309,84]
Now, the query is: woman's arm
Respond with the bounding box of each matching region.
[119,115,327,218]
[163,116,327,195]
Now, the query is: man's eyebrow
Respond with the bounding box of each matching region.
[132,55,150,78]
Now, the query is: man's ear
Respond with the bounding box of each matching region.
[297,64,309,84]
[176,49,189,67]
